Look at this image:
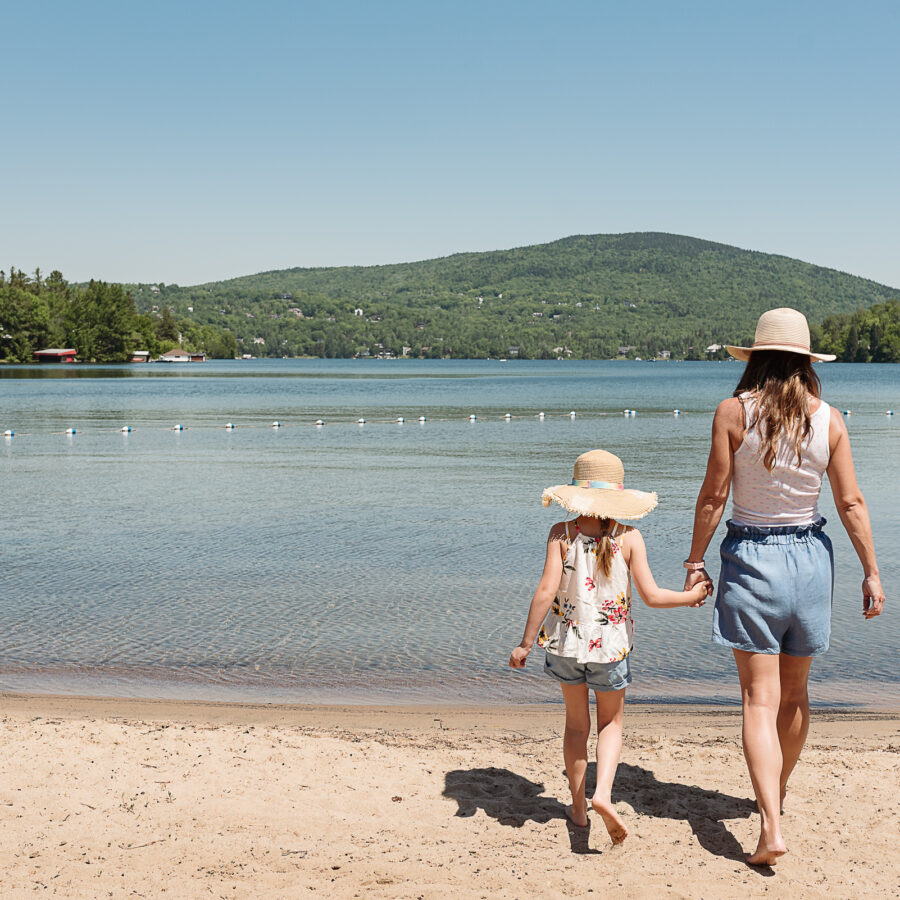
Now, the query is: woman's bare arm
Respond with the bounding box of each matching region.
[825,407,885,619]
[509,523,567,667]
[684,398,741,588]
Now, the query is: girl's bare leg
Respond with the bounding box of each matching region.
[777,654,812,807]
[734,649,788,864]
[560,683,591,826]
[590,688,627,843]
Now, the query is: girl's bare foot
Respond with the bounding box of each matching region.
[590,797,628,844]
[565,804,589,827]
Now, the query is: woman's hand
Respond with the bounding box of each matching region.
[509,645,530,668]
[862,574,886,620]
[684,567,711,592]
[686,578,711,607]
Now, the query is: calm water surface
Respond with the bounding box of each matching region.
[1,360,897,707]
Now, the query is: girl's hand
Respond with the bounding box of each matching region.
[686,578,711,607]
[862,574,886,620]
[509,646,530,668]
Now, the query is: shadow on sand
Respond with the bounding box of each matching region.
[443,762,765,867]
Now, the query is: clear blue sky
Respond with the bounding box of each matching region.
[3,0,899,287]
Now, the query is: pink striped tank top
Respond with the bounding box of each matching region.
[731,392,831,527]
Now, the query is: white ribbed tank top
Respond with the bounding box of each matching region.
[731,392,831,527]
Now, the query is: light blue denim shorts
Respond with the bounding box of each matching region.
[713,518,834,657]
[544,651,631,691]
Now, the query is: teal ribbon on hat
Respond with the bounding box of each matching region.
[570,479,624,490]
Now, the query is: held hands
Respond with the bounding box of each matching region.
[684,568,713,607]
[509,645,530,668]
[862,574,886,620]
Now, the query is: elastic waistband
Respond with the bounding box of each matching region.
[725,517,827,542]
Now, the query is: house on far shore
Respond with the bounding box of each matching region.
[34,348,77,363]
[158,348,206,363]
[129,350,151,363]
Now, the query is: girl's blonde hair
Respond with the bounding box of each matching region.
[595,517,615,577]
[734,350,822,471]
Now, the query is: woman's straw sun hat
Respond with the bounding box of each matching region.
[726,307,835,363]
[542,449,658,520]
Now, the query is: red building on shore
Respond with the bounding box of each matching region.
[33,348,77,363]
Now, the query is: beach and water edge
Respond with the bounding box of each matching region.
[3,691,897,898]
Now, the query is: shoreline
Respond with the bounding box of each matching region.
[3,690,897,729]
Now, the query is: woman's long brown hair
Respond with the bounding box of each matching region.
[733,350,822,471]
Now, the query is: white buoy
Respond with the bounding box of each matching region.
[3,430,13,437]
[673,409,681,416]
[225,422,235,429]
[120,426,132,432]
[569,410,576,418]
[842,410,851,416]
[538,412,545,420]
[271,421,281,428]
[886,410,894,416]
[504,413,512,420]
[418,416,427,423]
[65,428,76,434]
[468,414,477,421]
[397,416,405,424]
[172,424,183,431]
[357,417,366,425]
[314,419,325,427]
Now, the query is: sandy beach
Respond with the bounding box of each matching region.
[0,694,897,899]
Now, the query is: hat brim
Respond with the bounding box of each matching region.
[541,485,658,520]
[725,344,836,363]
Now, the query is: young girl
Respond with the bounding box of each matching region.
[509,449,709,844]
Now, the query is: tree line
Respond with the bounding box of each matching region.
[815,299,900,362]
[0,269,237,363]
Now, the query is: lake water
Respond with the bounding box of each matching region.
[1,360,897,707]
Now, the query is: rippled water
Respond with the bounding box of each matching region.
[1,360,897,707]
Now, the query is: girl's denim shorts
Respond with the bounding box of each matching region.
[713,518,834,657]
[544,651,631,691]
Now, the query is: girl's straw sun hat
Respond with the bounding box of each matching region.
[726,307,835,362]
[542,449,658,520]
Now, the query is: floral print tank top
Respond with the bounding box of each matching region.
[537,521,634,664]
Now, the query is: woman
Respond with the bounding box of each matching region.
[683,307,886,865]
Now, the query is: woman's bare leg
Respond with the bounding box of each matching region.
[777,654,812,807]
[733,649,788,864]
[590,688,627,843]
[560,682,591,826]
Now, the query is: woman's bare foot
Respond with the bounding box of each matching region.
[747,836,787,866]
[565,804,589,827]
[590,797,628,844]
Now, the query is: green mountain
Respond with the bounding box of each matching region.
[132,233,899,359]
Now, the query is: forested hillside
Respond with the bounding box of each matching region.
[133,233,898,359]
[0,269,236,363]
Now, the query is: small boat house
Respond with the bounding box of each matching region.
[34,348,77,363]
